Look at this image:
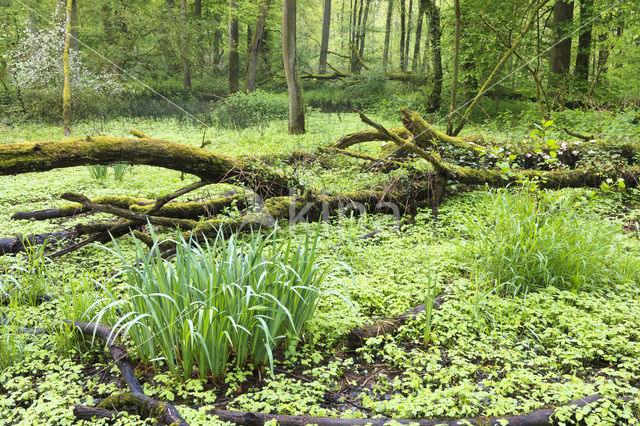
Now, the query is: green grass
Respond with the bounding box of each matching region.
[459,189,640,296]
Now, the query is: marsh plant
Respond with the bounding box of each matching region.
[460,189,640,296]
[95,229,339,380]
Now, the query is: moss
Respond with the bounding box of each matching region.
[98,393,142,410]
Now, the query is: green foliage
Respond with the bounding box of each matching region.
[88,164,109,180]
[459,190,639,295]
[96,229,334,381]
[212,90,289,128]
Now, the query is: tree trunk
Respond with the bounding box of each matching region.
[195,0,202,17]
[446,0,461,135]
[574,0,592,83]
[400,0,406,72]
[62,0,72,136]
[318,0,332,74]
[228,0,240,93]
[550,0,574,76]
[282,0,305,134]
[181,0,192,90]
[425,0,441,112]
[411,0,427,72]
[404,0,413,70]
[247,0,270,92]
[382,0,393,72]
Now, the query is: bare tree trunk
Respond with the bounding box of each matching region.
[400,0,406,72]
[62,0,72,136]
[411,0,427,72]
[550,0,574,76]
[247,0,270,92]
[195,0,202,16]
[574,0,592,84]
[229,0,240,93]
[446,0,460,135]
[181,0,191,90]
[282,0,305,134]
[382,0,393,72]
[319,0,332,73]
[404,0,413,70]
[425,0,441,112]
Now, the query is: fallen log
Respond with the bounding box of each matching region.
[345,295,446,350]
[0,231,74,255]
[211,394,622,426]
[0,136,295,197]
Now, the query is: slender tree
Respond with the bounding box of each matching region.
[425,0,441,111]
[229,0,240,93]
[447,0,461,135]
[318,0,331,73]
[574,0,593,83]
[180,0,191,89]
[62,0,73,136]
[247,0,270,92]
[382,0,393,72]
[282,0,305,134]
[411,0,427,72]
[400,0,406,72]
[404,0,413,70]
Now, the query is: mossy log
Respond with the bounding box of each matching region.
[333,127,410,150]
[0,136,295,197]
[211,394,620,426]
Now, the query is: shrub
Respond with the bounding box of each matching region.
[212,90,288,128]
[98,229,334,380]
[459,190,638,295]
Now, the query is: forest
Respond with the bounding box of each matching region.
[1,0,640,424]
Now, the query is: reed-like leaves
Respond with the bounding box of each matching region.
[97,229,329,380]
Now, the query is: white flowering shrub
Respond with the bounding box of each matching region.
[7,22,123,119]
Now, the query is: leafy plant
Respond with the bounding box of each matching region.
[95,229,338,380]
[212,90,288,128]
[87,164,108,180]
[459,190,639,296]
[423,262,437,347]
[112,163,131,181]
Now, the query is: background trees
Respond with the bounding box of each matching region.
[0,0,638,129]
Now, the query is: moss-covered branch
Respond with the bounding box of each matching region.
[0,136,296,197]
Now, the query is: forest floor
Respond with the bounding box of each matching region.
[1,112,639,425]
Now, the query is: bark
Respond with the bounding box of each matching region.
[550,0,574,76]
[574,0,593,83]
[0,232,74,255]
[247,0,270,92]
[0,137,296,198]
[62,0,72,136]
[332,127,411,149]
[282,0,305,134]
[411,0,427,72]
[195,0,202,17]
[346,297,445,350]
[229,0,240,93]
[66,321,188,425]
[425,0,442,112]
[405,0,414,71]
[211,394,616,426]
[446,0,461,135]
[318,0,332,74]
[382,0,393,73]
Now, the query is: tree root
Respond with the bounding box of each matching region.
[210,394,623,426]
